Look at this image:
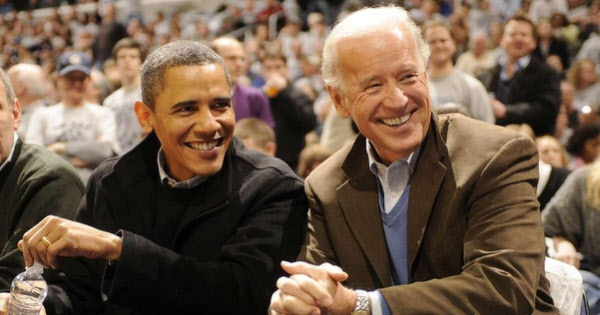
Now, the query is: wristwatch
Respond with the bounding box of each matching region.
[351,290,371,315]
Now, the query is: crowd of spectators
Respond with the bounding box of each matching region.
[0,0,600,311]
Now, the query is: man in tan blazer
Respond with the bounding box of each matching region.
[270,5,559,315]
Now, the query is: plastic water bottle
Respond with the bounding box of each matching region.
[8,262,48,315]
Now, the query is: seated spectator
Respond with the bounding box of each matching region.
[85,69,113,105]
[576,30,600,67]
[543,159,600,314]
[211,36,275,129]
[529,0,568,22]
[536,136,570,211]
[567,59,600,111]
[261,50,317,170]
[0,67,84,290]
[566,124,600,170]
[425,22,494,123]
[103,38,146,154]
[560,80,580,129]
[4,41,308,314]
[533,18,570,69]
[482,14,561,136]
[455,30,496,77]
[26,51,121,182]
[6,63,48,141]
[296,144,333,178]
[537,135,568,168]
[234,117,276,156]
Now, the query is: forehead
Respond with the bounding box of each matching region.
[219,41,244,56]
[338,29,422,83]
[505,20,534,35]
[263,57,285,66]
[117,47,141,57]
[156,64,229,104]
[425,25,451,39]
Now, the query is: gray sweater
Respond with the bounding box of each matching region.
[542,165,600,277]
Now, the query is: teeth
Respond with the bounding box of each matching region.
[382,113,411,126]
[188,140,218,151]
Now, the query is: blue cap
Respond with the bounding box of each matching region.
[57,51,92,76]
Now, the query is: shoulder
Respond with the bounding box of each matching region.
[16,143,84,192]
[457,70,486,89]
[439,114,537,165]
[103,88,123,107]
[231,138,300,183]
[238,84,267,99]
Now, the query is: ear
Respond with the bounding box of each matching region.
[326,85,350,118]
[12,98,21,131]
[134,101,154,134]
[265,141,276,157]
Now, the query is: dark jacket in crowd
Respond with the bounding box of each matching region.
[269,84,317,170]
[533,37,571,69]
[0,139,84,290]
[481,56,561,136]
[538,166,570,212]
[43,133,308,315]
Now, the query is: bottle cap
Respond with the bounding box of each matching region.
[25,261,44,272]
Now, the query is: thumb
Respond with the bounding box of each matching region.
[17,240,24,252]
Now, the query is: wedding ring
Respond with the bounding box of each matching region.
[41,236,52,247]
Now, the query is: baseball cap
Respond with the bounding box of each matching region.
[57,51,92,76]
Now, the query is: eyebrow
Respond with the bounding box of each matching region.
[212,97,232,104]
[171,100,197,111]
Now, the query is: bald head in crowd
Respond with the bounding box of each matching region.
[211,37,247,85]
[6,64,48,140]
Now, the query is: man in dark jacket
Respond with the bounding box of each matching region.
[482,14,561,136]
[9,41,308,314]
[261,51,317,170]
[0,68,84,291]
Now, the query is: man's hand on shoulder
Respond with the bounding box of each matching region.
[270,261,357,315]
[18,215,122,269]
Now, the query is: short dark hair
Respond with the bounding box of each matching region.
[112,37,147,61]
[141,40,231,109]
[506,13,536,38]
[261,48,287,64]
[566,124,600,156]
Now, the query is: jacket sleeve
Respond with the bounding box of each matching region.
[499,64,561,133]
[271,85,317,134]
[377,137,547,314]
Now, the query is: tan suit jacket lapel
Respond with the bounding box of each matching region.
[337,135,392,287]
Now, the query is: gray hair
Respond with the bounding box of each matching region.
[322,5,430,91]
[0,68,16,110]
[7,63,46,99]
[141,40,231,109]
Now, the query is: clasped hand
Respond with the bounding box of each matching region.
[270,261,356,315]
[18,215,122,269]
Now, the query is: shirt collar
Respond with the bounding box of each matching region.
[156,147,206,189]
[0,133,18,173]
[366,139,420,176]
[499,54,531,81]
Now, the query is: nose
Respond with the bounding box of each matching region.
[382,83,409,109]
[192,107,221,135]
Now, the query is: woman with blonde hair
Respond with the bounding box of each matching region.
[567,59,600,111]
[543,159,600,313]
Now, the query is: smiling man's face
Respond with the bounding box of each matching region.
[329,27,431,165]
[137,63,234,180]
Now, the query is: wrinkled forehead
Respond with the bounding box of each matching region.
[337,29,422,81]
